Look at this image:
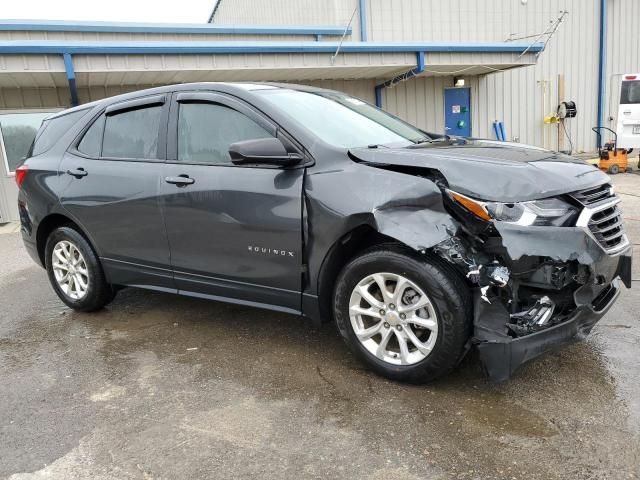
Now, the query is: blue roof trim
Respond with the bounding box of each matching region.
[0,20,351,36]
[0,40,545,55]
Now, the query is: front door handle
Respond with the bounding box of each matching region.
[67,168,88,178]
[165,175,195,187]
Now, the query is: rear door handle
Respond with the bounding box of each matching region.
[67,168,88,178]
[165,175,195,186]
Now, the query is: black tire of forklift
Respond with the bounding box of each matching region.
[608,164,619,175]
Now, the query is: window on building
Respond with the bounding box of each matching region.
[32,109,89,157]
[77,114,106,157]
[177,103,272,164]
[102,106,162,159]
[0,111,54,173]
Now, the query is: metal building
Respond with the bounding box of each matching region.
[0,0,638,222]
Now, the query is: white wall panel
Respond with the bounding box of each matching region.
[212,0,359,39]
[299,79,376,103]
[365,0,602,152]
[0,87,70,108]
[604,0,640,143]
[380,76,452,134]
[209,0,612,152]
[0,31,314,42]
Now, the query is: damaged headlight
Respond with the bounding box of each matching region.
[448,191,578,226]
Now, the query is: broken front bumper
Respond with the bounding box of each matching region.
[474,247,632,382]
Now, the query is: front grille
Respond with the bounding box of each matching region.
[571,184,627,253]
[571,183,614,205]
[588,205,626,251]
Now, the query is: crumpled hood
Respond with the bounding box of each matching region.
[350,139,609,202]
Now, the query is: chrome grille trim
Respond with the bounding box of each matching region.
[575,196,629,254]
[571,183,614,206]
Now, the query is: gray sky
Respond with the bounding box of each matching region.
[2,0,214,23]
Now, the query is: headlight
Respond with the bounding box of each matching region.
[448,190,578,226]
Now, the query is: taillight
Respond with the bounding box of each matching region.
[15,165,28,188]
[625,75,637,80]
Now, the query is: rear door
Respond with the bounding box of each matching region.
[617,76,640,148]
[160,91,304,312]
[59,95,174,290]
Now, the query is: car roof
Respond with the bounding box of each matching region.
[47,82,335,120]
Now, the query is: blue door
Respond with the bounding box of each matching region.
[444,88,471,137]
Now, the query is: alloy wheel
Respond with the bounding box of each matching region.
[52,240,89,300]
[348,272,439,365]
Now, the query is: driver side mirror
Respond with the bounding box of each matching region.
[229,138,302,167]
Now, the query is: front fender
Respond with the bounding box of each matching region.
[304,162,457,298]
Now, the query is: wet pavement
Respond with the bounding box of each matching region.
[1,175,640,480]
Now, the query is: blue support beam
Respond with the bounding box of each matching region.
[596,0,607,149]
[374,52,425,108]
[375,85,383,108]
[359,0,368,42]
[0,40,545,55]
[62,53,78,107]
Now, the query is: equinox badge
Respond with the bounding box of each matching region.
[248,246,295,257]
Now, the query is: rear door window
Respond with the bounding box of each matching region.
[102,106,163,159]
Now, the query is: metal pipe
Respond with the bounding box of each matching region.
[62,53,78,107]
[597,0,607,149]
[375,85,383,108]
[359,0,367,42]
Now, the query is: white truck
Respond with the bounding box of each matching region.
[616,74,640,149]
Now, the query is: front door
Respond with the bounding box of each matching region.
[160,91,304,312]
[444,87,471,137]
[59,95,174,290]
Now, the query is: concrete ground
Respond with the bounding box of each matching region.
[1,175,639,480]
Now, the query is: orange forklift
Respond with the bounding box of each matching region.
[591,126,634,174]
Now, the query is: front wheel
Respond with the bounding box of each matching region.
[45,226,115,312]
[333,247,471,383]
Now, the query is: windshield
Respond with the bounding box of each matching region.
[254,89,431,148]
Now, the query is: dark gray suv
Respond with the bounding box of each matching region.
[16,83,632,382]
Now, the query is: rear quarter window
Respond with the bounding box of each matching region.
[77,114,105,157]
[31,109,89,156]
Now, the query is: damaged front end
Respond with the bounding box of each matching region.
[434,182,633,382]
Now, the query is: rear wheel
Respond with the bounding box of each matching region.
[608,164,620,174]
[333,246,471,383]
[45,226,115,312]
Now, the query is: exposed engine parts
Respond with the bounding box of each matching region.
[432,232,612,340]
[508,296,556,336]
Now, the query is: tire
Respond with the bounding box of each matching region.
[45,226,115,312]
[333,245,472,383]
[608,164,619,174]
